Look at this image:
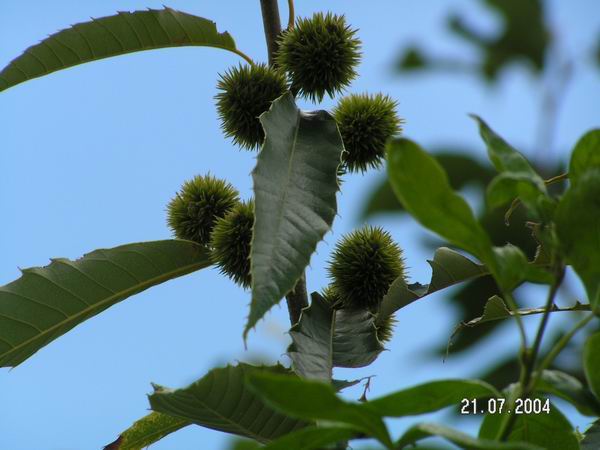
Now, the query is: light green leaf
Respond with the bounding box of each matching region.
[397,422,540,450]
[248,93,342,337]
[378,247,487,324]
[262,426,356,450]
[582,419,600,450]
[386,138,494,265]
[149,364,308,443]
[584,332,600,399]
[492,244,553,291]
[0,239,210,368]
[569,129,600,184]
[0,8,250,92]
[246,372,393,448]
[333,307,385,368]
[536,370,600,417]
[556,168,600,310]
[288,293,334,381]
[366,379,500,417]
[479,400,579,450]
[471,115,551,218]
[104,412,189,450]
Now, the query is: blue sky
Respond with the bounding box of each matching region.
[1,1,599,449]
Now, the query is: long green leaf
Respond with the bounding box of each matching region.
[104,412,189,450]
[0,8,250,93]
[246,372,393,448]
[366,379,500,417]
[479,400,579,450]
[149,364,308,443]
[248,93,342,337]
[556,168,600,310]
[584,332,600,399]
[0,239,210,367]
[536,370,600,417]
[262,426,356,450]
[377,247,487,324]
[397,422,540,450]
[288,293,334,381]
[386,138,494,265]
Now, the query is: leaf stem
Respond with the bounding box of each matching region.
[232,48,256,66]
[287,0,295,29]
[258,0,308,325]
[503,292,528,348]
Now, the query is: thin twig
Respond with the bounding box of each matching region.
[287,0,295,29]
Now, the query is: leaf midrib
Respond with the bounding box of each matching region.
[0,258,208,365]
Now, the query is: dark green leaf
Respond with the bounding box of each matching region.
[582,419,600,450]
[0,8,248,92]
[0,240,210,368]
[491,244,553,291]
[566,129,600,184]
[246,372,393,448]
[288,293,334,381]
[104,413,189,450]
[536,370,600,417]
[149,364,308,443]
[333,307,384,368]
[378,247,487,323]
[583,332,600,399]
[479,400,579,450]
[386,138,494,264]
[556,168,600,310]
[248,93,342,337]
[397,422,540,450]
[262,426,356,450]
[366,379,499,417]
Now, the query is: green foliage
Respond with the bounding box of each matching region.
[479,399,579,450]
[536,370,600,417]
[104,412,189,450]
[149,364,308,443]
[167,174,239,246]
[582,419,600,450]
[277,12,361,101]
[397,422,539,450]
[0,240,210,368]
[216,64,288,149]
[248,93,342,337]
[0,8,249,92]
[262,426,356,450]
[333,93,402,172]
[584,332,600,399]
[328,226,404,311]
[386,138,494,265]
[210,199,254,288]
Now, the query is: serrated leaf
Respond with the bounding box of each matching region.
[0,8,248,92]
[0,239,210,368]
[397,422,540,450]
[246,372,393,448]
[582,419,600,450]
[378,247,487,323]
[386,138,495,265]
[366,379,500,417]
[556,168,600,310]
[535,370,600,417]
[262,426,356,450]
[149,363,308,443]
[583,332,600,399]
[288,293,334,381]
[333,307,385,368]
[248,93,342,337]
[104,412,189,450]
[479,399,579,450]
